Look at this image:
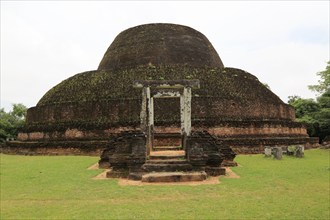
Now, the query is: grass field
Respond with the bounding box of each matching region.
[1,149,329,219]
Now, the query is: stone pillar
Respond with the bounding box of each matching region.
[147,89,154,154]
[183,87,192,136]
[181,87,192,151]
[140,87,149,132]
[180,93,185,135]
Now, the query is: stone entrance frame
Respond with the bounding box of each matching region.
[133,80,200,155]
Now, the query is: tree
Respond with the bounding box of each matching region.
[287,95,301,105]
[288,97,320,137]
[308,61,330,94]
[289,61,330,142]
[314,90,330,141]
[317,90,330,108]
[0,104,27,142]
[289,98,320,118]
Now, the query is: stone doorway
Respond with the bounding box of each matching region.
[133,80,200,156]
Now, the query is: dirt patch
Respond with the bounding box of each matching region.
[118,176,220,186]
[93,169,111,179]
[89,164,240,185]
[87,163,100,170]
[224,167,240,179]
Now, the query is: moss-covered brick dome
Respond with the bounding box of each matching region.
[17,23,313,154]
[97,23,224,70]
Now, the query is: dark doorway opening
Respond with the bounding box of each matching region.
[153,98,181,148]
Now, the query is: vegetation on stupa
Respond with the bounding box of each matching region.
[15,65,290,133]
[37,65,278,106]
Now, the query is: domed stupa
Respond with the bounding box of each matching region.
[8,23,317,155]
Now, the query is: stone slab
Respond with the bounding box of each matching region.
[153,146,183,151]
[142,163,193,172]
[141,171,207,182]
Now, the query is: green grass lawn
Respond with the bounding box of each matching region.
[1,149,329,220]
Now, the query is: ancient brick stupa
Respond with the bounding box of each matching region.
[9,23,317,156]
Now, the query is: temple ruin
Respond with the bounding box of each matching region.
[4,23,318,181]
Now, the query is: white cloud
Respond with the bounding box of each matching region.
[1,1,329,111]
[234,42,328,101]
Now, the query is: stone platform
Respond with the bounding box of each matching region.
[99,131,235,182]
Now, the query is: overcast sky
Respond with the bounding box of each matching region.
[1,1,329,111]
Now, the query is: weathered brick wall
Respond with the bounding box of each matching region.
[26,99,141,124]
[18,120,307,143]
[26,97,295,131]
[17,127,138,141]
[2,140,106,156]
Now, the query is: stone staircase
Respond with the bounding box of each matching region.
[141,149,207,182]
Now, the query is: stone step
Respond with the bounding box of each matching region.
[142,163,193,172]
[153,146,183,151]
[146,159,188,164]
[141,171,207,182]
[149,150,185,160]
[149,155,185,160]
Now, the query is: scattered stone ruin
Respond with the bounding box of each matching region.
[3,23,318,161]
[264,145,304,159]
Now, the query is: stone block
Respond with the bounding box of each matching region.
[295,145,304,158]
[264,146,272,157]
[287,145,304,157]
[272,147,282,160]
[98,160,110,169]
[221,160,238,167]
[106,169,128,178]
[205,166,226,176]
[128,172,144,180]
[99,131,147,178]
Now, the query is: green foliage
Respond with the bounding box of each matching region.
[262,82,270,90]
[37,66,281,107]
[289,62,330,142]
[288,97,320,119]
[317,90,330,108]
[0,104,27,142]
[289,96,329,139]
[313,103,330,141]
[308,61,330,95]
[1,149,329,219]
[287,95,301,104]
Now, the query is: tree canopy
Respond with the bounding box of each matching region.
[308,61,330,95]
[0,104,27,142]
[289,61,330,142]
